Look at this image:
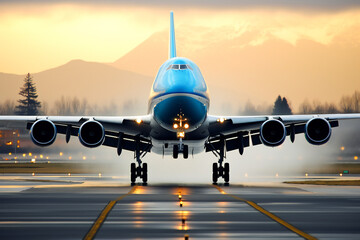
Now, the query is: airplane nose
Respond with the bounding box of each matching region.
[154,95,207,132]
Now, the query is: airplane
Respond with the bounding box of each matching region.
[1,12,360,185]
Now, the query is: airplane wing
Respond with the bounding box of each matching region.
[0,115,153,154]
[205,113,360,154]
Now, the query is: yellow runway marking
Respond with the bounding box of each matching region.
[213,185,317,240]
[83,186,137,240]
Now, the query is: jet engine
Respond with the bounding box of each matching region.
[78,120,105,148]
[305,117,331,145]
[260,119,286,147]
[30,119,57,146]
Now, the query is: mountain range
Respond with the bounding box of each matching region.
[1,26,359,115]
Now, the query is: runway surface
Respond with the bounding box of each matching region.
[0,174,359,239]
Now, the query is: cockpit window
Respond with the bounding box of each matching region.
[166,64,192,71]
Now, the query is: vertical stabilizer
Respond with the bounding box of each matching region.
[169,11,176,59]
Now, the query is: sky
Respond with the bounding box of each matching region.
[0,1,360,74]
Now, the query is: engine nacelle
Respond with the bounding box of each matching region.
[78,120,105,148]
[260,119,286,147]
[305,117,331,145]
[30,119,57,146]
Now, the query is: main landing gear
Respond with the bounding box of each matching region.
[130,136,148,185]
[211,136,230,185]
[212,162,230,185]
[131,162,147,185]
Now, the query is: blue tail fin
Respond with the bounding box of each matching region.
[169,11,176,59]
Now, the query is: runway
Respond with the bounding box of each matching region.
[0,174,359,239]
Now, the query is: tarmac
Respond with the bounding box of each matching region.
[0,174,359,240]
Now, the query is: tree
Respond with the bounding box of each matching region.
[0,100,15,115]
[352,91,360,112]
[15,73,41,115]
[272,95,292,115]
[298,99,313,114]
[339,95,353,113]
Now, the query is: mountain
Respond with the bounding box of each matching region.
[1,26,359,116]
[0,60,153,115]
[110,31,167,77]
[110,26,360,114]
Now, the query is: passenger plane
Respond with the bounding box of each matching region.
[1,12,360,184]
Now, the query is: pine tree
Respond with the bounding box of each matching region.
[15,73,41,115]
[281,97,292,115]
[272,95,292,115]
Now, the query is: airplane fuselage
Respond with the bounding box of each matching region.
[148,57,210,155]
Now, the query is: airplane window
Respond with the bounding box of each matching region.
[180,64,187,70]
[166,64,192,71]
[172,65,180,70]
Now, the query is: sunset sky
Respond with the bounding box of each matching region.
[1,1,359,74]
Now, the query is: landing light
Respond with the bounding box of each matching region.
[184,123,189,129]
[217,118,226,123]
[173,123,179,129]
[135,119,142,124]
[177,132,185,138]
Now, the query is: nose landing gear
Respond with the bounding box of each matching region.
[173,138,189,159]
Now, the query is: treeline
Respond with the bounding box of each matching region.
[0,96,138,116]
[298,91,360,114]
[239,91,360,115]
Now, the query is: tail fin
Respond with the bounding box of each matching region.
[169,11,176,59]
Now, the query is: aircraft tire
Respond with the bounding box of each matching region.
[212,163,218,183]
[131,163,136,183]
[224,163,230,183]
[142,163,148,183]
[173,145,179,159]
[183,145,189,159]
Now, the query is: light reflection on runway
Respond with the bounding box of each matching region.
[0,174,359,239]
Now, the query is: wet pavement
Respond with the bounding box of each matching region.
[0,175,359,239]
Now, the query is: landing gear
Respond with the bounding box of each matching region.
[183,145,189,159]
[211,136,230,185]
[173,142,189,159]
[130,162,148,185]
[173,145,179,159]
[212,162,230,185]
[130,136,148,185]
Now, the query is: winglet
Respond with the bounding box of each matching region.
[169,11,176,59]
